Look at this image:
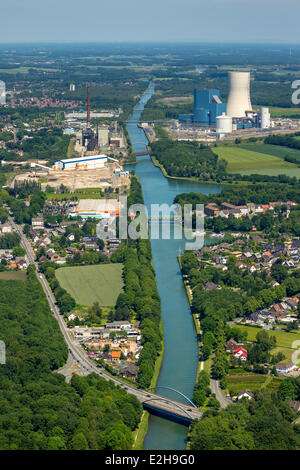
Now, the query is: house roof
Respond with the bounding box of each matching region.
[275,361,296,369]
[234,346,247,354]
[111,351,121,359]
[238,390,254,399]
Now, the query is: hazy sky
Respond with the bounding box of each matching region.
[0,0,299,44]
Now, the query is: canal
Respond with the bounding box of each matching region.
[125,83,221,450]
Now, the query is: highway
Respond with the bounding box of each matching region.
[9,216,202,423]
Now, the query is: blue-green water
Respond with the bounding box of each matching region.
[125,84,221,450]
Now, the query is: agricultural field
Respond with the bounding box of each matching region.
[227,375,267,394]
[56,263,124,307]
[268,107,300,118]
[239,144,300,162]
[213,145,300,175]
[0,272,27,281]
[227,374,284,395]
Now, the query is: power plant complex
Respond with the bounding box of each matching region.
[179,71,272,137]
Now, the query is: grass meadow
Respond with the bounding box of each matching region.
[56,263,124,307]
[213,145,300,176]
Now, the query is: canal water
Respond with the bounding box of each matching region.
[125,83,221,450]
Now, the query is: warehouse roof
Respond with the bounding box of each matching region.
[54,154,108,165]
[74,199,120,214]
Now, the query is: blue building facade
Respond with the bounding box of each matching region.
[179,89,226,126]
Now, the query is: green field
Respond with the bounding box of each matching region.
[0,272,27,281]
[239,144,300,162]
[236,167,300,178]
[56,264,124,307]
[253,106,300,118]
[227,374,283,395]
[214,146,297,173]
[213,146,300,177]
[227,375,267,394]
[268,107,300,117]
[234,325,300,349]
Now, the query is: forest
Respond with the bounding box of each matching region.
[189,389,300,450]
[0,265,142,449]
[150,138,227,179]
[174,182,300,207]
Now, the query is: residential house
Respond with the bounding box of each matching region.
[105,321,132,330]
[232,346,248,361]
[271,280,280,288]
[269,304,284,316]
[46,248,56,259]
[275,362,298,374]
[236,261,247,269]
[15,257,27,270]
[67,233,75,242]
[289,401,300,412]
[226,338,239,353]
[244,248,254,258]
[121,364,139,379]
[204,282,219,291]
[0,223,12,234]
[67,313,77,321]
[205,203,220,217]
[83,236,98,249]
[286,298,298,310]
[110,350,121,362]
[237,390,254,401]
[31,217,44,230]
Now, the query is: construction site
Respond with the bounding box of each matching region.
[13,158,130,192]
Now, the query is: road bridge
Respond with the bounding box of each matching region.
[10,216,202,425]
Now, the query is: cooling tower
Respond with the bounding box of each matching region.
[226,72,252,118]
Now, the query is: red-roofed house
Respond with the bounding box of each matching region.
[233,346,248,361]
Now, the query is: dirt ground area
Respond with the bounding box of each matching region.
[13,162,130,191]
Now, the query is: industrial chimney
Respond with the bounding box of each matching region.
[226,72,252,118]
[86,83,91,128]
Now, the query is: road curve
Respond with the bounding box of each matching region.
[210,378,231,408]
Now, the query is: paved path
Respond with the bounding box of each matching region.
[210,378,231,408]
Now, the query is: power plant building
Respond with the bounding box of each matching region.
[179,89,226,127]
[226,72,252,118]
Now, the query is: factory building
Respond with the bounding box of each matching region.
[53,155,108,171]
[226,72,252,118]
[0,81,6,105]
[179,89,226,127]
[70,199,120,219]
[98,126,109,147]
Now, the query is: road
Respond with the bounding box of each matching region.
[9,216,203,422]
[210,378,231,408]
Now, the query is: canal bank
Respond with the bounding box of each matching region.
[126,83,222,450]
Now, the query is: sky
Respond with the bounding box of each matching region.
[0,0,299,44]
